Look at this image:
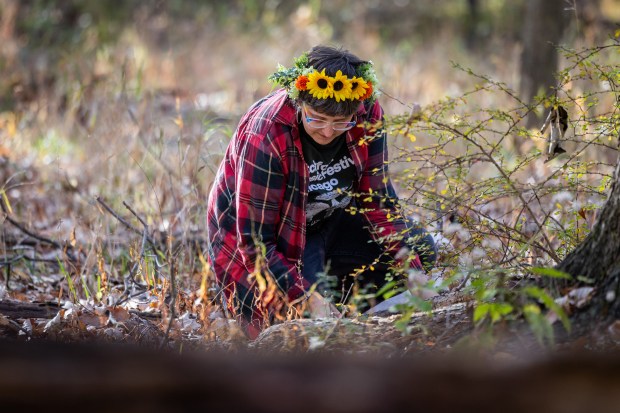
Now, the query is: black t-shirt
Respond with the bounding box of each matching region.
[299,124,356,230]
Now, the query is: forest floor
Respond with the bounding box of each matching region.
[1,82,619,359]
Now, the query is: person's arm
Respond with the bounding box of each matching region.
[234,132,309,301]
[357,102,427,270]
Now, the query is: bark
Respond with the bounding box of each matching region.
[0,299,59,319]
[251,302,473,354]
[520,0,568,128]
[464,0,480,51]
[558,155,620,317]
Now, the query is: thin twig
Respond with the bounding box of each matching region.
[123,201,148,228]
[1,202,78,263]
[160,236,177,349]
[96,196,143,237]
[95,196,160,251]
[112,206,151,306]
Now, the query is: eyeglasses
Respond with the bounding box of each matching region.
[302,106,357,131]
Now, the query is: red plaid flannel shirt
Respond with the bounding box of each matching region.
[206,89,421,310]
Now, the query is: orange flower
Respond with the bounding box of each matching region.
[295,75,309,91]
[360,81,373,101]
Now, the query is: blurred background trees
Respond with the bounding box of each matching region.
[2,0,619,116]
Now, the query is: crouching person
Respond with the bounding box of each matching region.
[206,45,436,339]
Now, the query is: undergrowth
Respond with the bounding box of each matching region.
[1,7,619,349]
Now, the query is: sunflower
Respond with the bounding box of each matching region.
[307,69,333,100]
[331,70,353,102]
[359,81,374,101]
[295,75,309,91]
[349,76,369,101]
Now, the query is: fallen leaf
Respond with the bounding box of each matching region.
[43,312,62,332]
[109,306,131,322]
[20,319,32,335]
[78,312,106,328]
[0,314,11,326]
[103,327,124,340]
[607,320,620,344]
[177,312,201,333]
[568,287,595,308]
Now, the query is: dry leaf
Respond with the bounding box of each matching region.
[578,208,587,220]
[607,320,620,344]
[43,312,62,332]
[177,311,201,333]
[569,287,595,309]
[0,314,11,327]
[78,312,106,328]
[70,227,77,247]
[109,306,131,322]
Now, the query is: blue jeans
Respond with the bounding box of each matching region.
[302,208,436,309]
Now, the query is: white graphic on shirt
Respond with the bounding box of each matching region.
[306,155,354,223]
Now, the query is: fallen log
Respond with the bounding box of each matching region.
[0,299,60,319]
[252,302,473,354]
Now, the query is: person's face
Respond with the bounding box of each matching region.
[300,105,356,145]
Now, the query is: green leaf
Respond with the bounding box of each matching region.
[523,303,541,315]
[523,303,555,346]
[474,302,513,324]
[394,307,415,332]
[473,303,490,323]
[375,280,397,298]
[401,295,433,313]
[576,276,596,284]
[524,286,571,332]
[530,267,572,279]
[490,303,513,322]
[58,258,78,303]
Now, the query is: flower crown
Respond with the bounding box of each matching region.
[268,52,379,103]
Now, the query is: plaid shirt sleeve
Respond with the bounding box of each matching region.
[234,130,308,300]
[357,101,424,270]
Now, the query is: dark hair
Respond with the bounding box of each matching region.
[297,45,368,117]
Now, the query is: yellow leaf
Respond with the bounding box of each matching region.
[615,28,620,38]
[0,112,17,137]
[7,117,16,137]
[408,133,416,142]
[70,227,77,247]
[174,116,184,129]
[0,189,12,214]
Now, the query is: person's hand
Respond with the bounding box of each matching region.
[306,292,340,319]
